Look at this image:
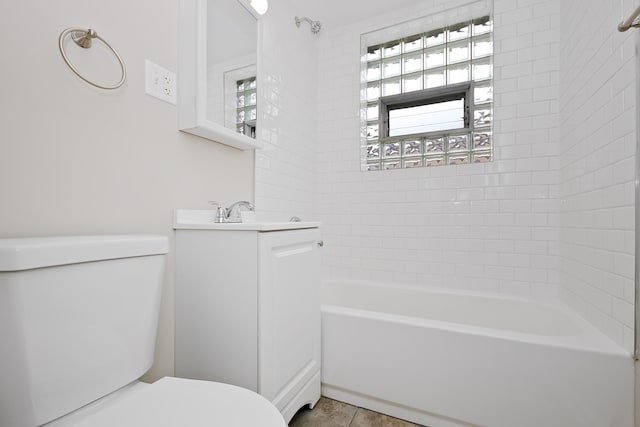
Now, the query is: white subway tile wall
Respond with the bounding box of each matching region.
[315,0,562,297]
[254,0,318,221]
[559,0,636,352]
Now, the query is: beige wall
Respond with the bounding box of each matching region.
[0,0,254,380]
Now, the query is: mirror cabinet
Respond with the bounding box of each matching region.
[178,0,262,150]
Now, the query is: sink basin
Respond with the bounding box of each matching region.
[173,209,321,231]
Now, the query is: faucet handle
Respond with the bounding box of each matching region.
[208,201,227,223]
[216,207,228,223]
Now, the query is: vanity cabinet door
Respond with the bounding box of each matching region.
[175,230,259,391]
[258,228,321,411]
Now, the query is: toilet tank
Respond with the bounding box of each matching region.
[0,234,169,427]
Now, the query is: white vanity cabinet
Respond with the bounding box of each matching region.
[174,222,322,423]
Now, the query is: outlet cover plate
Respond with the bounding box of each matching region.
[145,60,177,105]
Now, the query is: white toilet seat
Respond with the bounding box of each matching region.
[47,377,286,427]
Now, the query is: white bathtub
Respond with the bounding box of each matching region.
[321,280,634,427]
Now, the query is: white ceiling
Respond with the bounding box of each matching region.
[293,0,423,29]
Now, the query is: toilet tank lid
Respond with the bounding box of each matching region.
[0,234,170,272]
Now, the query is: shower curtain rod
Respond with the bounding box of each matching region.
[618,6,640,31]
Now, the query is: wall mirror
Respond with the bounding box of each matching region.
[178,0,263,150]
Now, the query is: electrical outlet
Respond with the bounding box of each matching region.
[145,60,177,105]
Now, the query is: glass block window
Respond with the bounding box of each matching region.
[362,16,493,171]
[236,77,257,139]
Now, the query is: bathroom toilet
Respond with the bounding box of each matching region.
[0,235,286,427]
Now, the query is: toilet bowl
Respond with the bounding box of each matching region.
[46,377,285,427]
[0,235,286,427]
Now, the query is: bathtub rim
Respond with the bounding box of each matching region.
[321,279,630,358]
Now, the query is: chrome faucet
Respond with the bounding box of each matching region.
[209,200,255,223]
[224,200,255,223]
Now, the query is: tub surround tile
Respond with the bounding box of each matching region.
[315,0,563,308]
[558,0,636,353]
[288,397,424,427]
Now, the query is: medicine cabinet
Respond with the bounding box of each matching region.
[178,0,263,150]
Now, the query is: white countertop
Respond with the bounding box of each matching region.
[173,209,321,231]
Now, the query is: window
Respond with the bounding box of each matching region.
[380,82,471,137]
[362,16,493,171]
[236,77,257,138]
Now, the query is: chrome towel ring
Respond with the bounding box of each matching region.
[58,27,126,90]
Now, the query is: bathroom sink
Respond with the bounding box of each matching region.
[173,209,321,231]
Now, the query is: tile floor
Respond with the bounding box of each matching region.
[288,397,425,427]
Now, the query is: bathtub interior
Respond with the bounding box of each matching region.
[321,280,585,336]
